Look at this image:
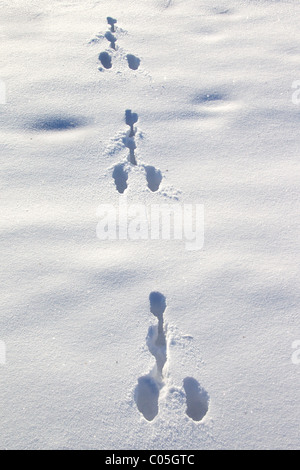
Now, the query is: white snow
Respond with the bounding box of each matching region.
[0,0,299,450]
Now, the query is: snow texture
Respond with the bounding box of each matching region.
[0,0,299,450]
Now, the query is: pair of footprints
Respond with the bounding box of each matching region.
[134,292,209,422]
[99,17,141,71]
[112,110,163,194]
[113,162,162,194]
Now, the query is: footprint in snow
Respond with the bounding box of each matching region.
[135,293,209,422]
[112,163,128,194]
[110,110,164,195]
[134,292,167,421]
[99,51,112,69]
[93,17,142,72]
[145,165,163,193]
[104,31,117,50]
[126,54,141,71]
[183,377,209,422]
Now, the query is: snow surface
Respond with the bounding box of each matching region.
[0,0,299,450]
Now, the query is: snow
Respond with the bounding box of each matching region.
[0,0,299,450]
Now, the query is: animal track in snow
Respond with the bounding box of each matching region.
[108,111,165,194]
[135,376,159,422]
[112,163,128,194]
[104,31,117,50]
[107,17,117,33]
[99,51,112,69]
[125,109,139,139]
[134,294,209,422]
[183,377,209,422]
[90,18,143,74]
[126,54,141,71]
[124,110,138,165]
[145,166,163,193]
[149,292,167,377]
[135,292,167,421]
[124,132,137,166]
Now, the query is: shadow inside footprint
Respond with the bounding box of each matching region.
[183,377,209,422]
[112,163,128,194]
[145,166,162,192]
[125,109,138,137]
[105,31,117,50]
[99,51,112,69]
[135,376,159,422]
[148,292,167,378]
[127,54,141,70]
[149,291,166,318]
[135,292,167,421]
[107,17,117,33]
